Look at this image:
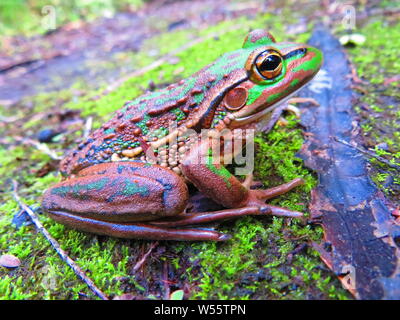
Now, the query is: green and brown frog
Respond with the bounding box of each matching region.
[42,30,323,241]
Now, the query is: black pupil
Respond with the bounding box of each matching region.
[260,54,281,71]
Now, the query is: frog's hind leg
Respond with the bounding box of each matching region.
[48,210,231,241]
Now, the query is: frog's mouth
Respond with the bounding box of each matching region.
[230,88,302,126]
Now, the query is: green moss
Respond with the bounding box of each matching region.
[0,276,36,299]
[347,21,400,86]
[345,20,400,202]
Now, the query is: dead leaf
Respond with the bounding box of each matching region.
[0,254,21,268]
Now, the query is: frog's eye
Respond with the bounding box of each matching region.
[254,51,283,79]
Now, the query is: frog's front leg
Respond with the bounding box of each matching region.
[180,137,304,218]
[42,162,229,241]
[260,97,320,132]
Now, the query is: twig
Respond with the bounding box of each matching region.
[333,137,400,171]
[83,116,93,139]
[11,180,109,300]
[14,136,62,160]
[0,115,20,123]
[132,241,158,273]
[0,99,18,108]
[162,260,170,300]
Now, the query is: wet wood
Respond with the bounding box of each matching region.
[298,26,400,300]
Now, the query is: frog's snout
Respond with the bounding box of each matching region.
[305,45,324,74]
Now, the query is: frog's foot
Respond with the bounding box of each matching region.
[243,178,305,217]
[247,177,304,200]
[149,179,304,228]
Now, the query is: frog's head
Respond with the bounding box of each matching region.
[216,29,323,129]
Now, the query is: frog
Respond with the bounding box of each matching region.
[42,29,323,241]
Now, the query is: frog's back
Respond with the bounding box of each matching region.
[60,49,250,175]
[60,81,193,175]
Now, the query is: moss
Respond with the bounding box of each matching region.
[347,20,400,87]
[345,20,400,203]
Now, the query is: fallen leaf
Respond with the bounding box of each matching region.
[170,289,184,300]
[0,254,21,268]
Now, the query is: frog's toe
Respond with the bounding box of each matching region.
[243,178,305,218]
[253,178,304,201]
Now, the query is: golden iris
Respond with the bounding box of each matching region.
[255,51,283,79]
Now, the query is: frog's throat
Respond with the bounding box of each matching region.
[230,86,303,126]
